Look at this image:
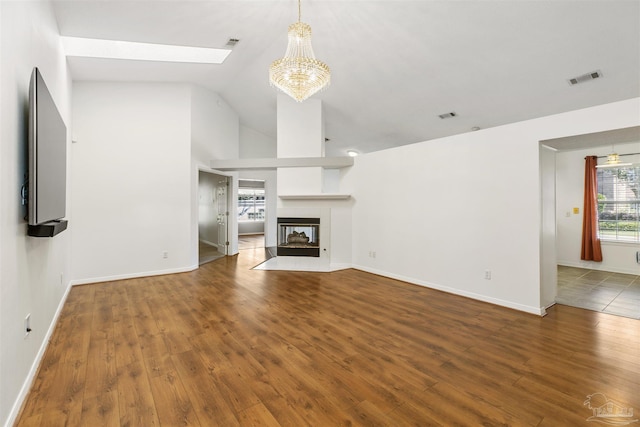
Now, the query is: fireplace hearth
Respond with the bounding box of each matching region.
[277,217,320,257]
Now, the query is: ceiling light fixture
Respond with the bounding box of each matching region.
[595,152,632,168]
[269,0,331,102]
[347,150,358,157]
[596,143,633,168]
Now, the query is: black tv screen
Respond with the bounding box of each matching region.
[27,67,68,236]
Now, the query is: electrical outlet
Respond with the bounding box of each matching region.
[24,314,31,338]
[484,270,492,280]
[163,251,168,259]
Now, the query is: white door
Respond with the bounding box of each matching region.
[216,179,228,255]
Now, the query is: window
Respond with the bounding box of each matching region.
[238,188,265,222]
[597,165,640,242]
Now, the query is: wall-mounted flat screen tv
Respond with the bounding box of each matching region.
[27,67,68,237]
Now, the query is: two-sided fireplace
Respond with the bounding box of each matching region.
[277,217,320,257]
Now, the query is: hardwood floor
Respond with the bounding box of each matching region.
[238,233,265,250]
[198,240,224,265]
[16,248,640,426]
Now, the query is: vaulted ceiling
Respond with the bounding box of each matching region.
[52,1,640,156]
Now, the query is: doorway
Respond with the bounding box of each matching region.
[541,126,640,319]
[198,170,229,265]
[237,179,266,251]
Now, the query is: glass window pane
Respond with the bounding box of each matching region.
[238,188,265,222]
[597,166,639,242]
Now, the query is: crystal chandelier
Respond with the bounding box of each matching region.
[269,0,330,102]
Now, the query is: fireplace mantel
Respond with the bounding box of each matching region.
[210,156,353,171]
[278,194,351,200]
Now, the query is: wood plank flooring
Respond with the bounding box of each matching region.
[238,234,265,250]
[198,241,224,265]
[16,248,640,426]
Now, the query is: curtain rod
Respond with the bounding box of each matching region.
[596,152,640,158]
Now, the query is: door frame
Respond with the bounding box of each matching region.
[197,167,238,262]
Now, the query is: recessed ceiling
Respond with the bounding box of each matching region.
[542,126,640,152]
[52,0,640,157]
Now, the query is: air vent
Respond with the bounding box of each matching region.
[568,70,602,85]
[225,38,240,48]
[438,112,456,119]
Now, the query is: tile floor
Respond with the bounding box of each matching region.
[556,265,640,319]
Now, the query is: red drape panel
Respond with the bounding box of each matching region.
[581,155,603,262]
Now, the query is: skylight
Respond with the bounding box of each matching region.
[61,37,232,64]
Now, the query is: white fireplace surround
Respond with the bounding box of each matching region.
[255,207,351,272]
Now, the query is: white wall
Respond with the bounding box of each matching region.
[350,98,640,315]
[70,82,194,283]
[276,95,324,158]
[191,86,239,162]
[239,125,276,159]
[277,95,325,195]
[71,83,241,281]
[0,2,72,425]
[239,221,264,234]
[556,142,640,274]
[190,86,239,260]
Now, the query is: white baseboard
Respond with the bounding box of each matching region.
[69,264,199,287]
[328,263,352,272]
[542,301,556,316]
[351,264,546,316]
[5,281,73,427]
[199,239,220,249]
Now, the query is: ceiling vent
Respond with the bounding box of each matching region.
[225,38,240,48]
[568,70,602,85]
[438,112,456,119]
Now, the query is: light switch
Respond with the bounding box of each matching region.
[573,207,580,214]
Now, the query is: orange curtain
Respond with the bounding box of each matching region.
[581,155,603,262]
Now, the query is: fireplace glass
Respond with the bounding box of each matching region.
[277,217,320,257]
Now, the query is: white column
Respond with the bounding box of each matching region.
[276,94,325,195]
